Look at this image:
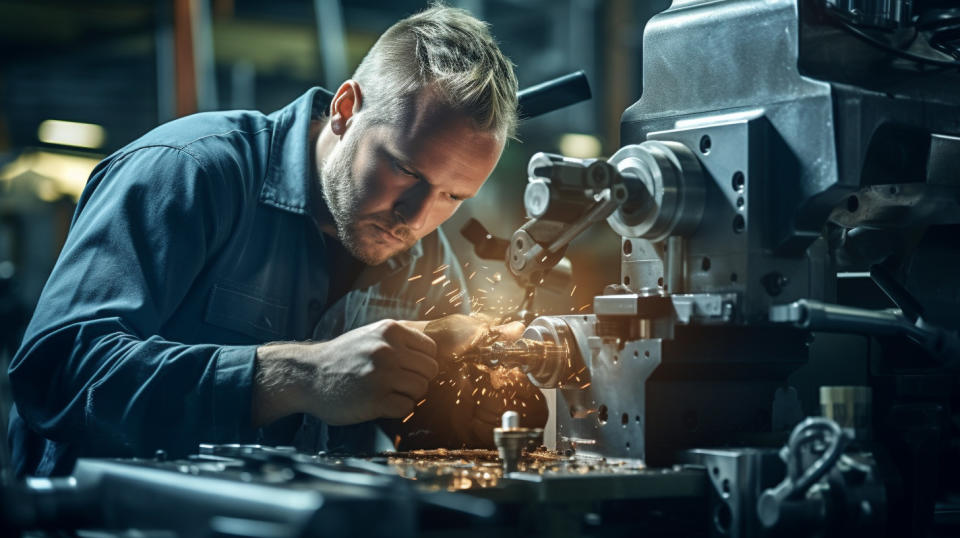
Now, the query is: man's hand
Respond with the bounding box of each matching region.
[383,314,547,449]
[421,314,525,361]
[252,319,438,427]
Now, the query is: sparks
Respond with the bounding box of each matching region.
[407,274,422,281]
[433,264,449,273]
[485,277,496,284]
[424,305,436,315]
[468,271,477,280]
[416,398,427,407]
[580,382,591,389]
[415,296,426,304]
[578,303,591,311]
[431,275,445,285]
[570,285,577,296]
[402,411,415,423]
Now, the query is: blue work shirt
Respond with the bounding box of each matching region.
[8,88,469,477]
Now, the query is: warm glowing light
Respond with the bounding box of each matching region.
[0,150,101,201]
[38,119,106,149]
[558,133,602,158]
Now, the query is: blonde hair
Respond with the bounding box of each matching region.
[351,3,518,140]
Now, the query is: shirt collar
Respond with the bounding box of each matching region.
[260,86,334,215]
[260,86,424,273]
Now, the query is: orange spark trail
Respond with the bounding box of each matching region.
[431,275,445,285]
[407,274,422,281]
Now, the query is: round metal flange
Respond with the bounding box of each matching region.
[522,317,577,388]
[607,141,706,241]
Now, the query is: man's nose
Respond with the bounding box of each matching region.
[394,183,436,231]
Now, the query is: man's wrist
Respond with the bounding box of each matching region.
[251,342,317,427]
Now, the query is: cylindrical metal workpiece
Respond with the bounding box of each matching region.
[493,411,543,474]
[502,411,520,430]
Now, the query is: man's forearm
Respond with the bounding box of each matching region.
[251,343,316,428]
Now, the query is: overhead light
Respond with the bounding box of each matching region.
[0,150,101,201]
[37,119,106,149]
[558,133,602,159]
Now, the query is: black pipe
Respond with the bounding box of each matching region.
[517,70,592,120]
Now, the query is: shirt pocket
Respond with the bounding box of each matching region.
[204,282,288,342]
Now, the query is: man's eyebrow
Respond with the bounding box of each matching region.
[389,148,475,200]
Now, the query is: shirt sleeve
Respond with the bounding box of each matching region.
[8,145,258,459]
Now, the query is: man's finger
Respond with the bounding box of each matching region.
[390,369,431,400]
[380,393,416,419]
[392,348,440,380]
[492,321,525,343]
[390,320,439,357]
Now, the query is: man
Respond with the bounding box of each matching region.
[8,5,539,478]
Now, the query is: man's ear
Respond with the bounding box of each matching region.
[329,80,363,136]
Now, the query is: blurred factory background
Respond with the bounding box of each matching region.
[0,0,671,414]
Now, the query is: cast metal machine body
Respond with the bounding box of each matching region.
[489,0,960,535]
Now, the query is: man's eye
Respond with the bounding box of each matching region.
[394,160,417,178]
[448,193,462,202]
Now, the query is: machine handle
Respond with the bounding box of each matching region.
[517,71,592,120]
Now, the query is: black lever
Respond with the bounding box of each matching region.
[517,71,592,120]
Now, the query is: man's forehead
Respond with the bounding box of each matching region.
[397,89,490,147]
[381,91,503,184]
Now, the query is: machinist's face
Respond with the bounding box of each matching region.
[321,87,503,266]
